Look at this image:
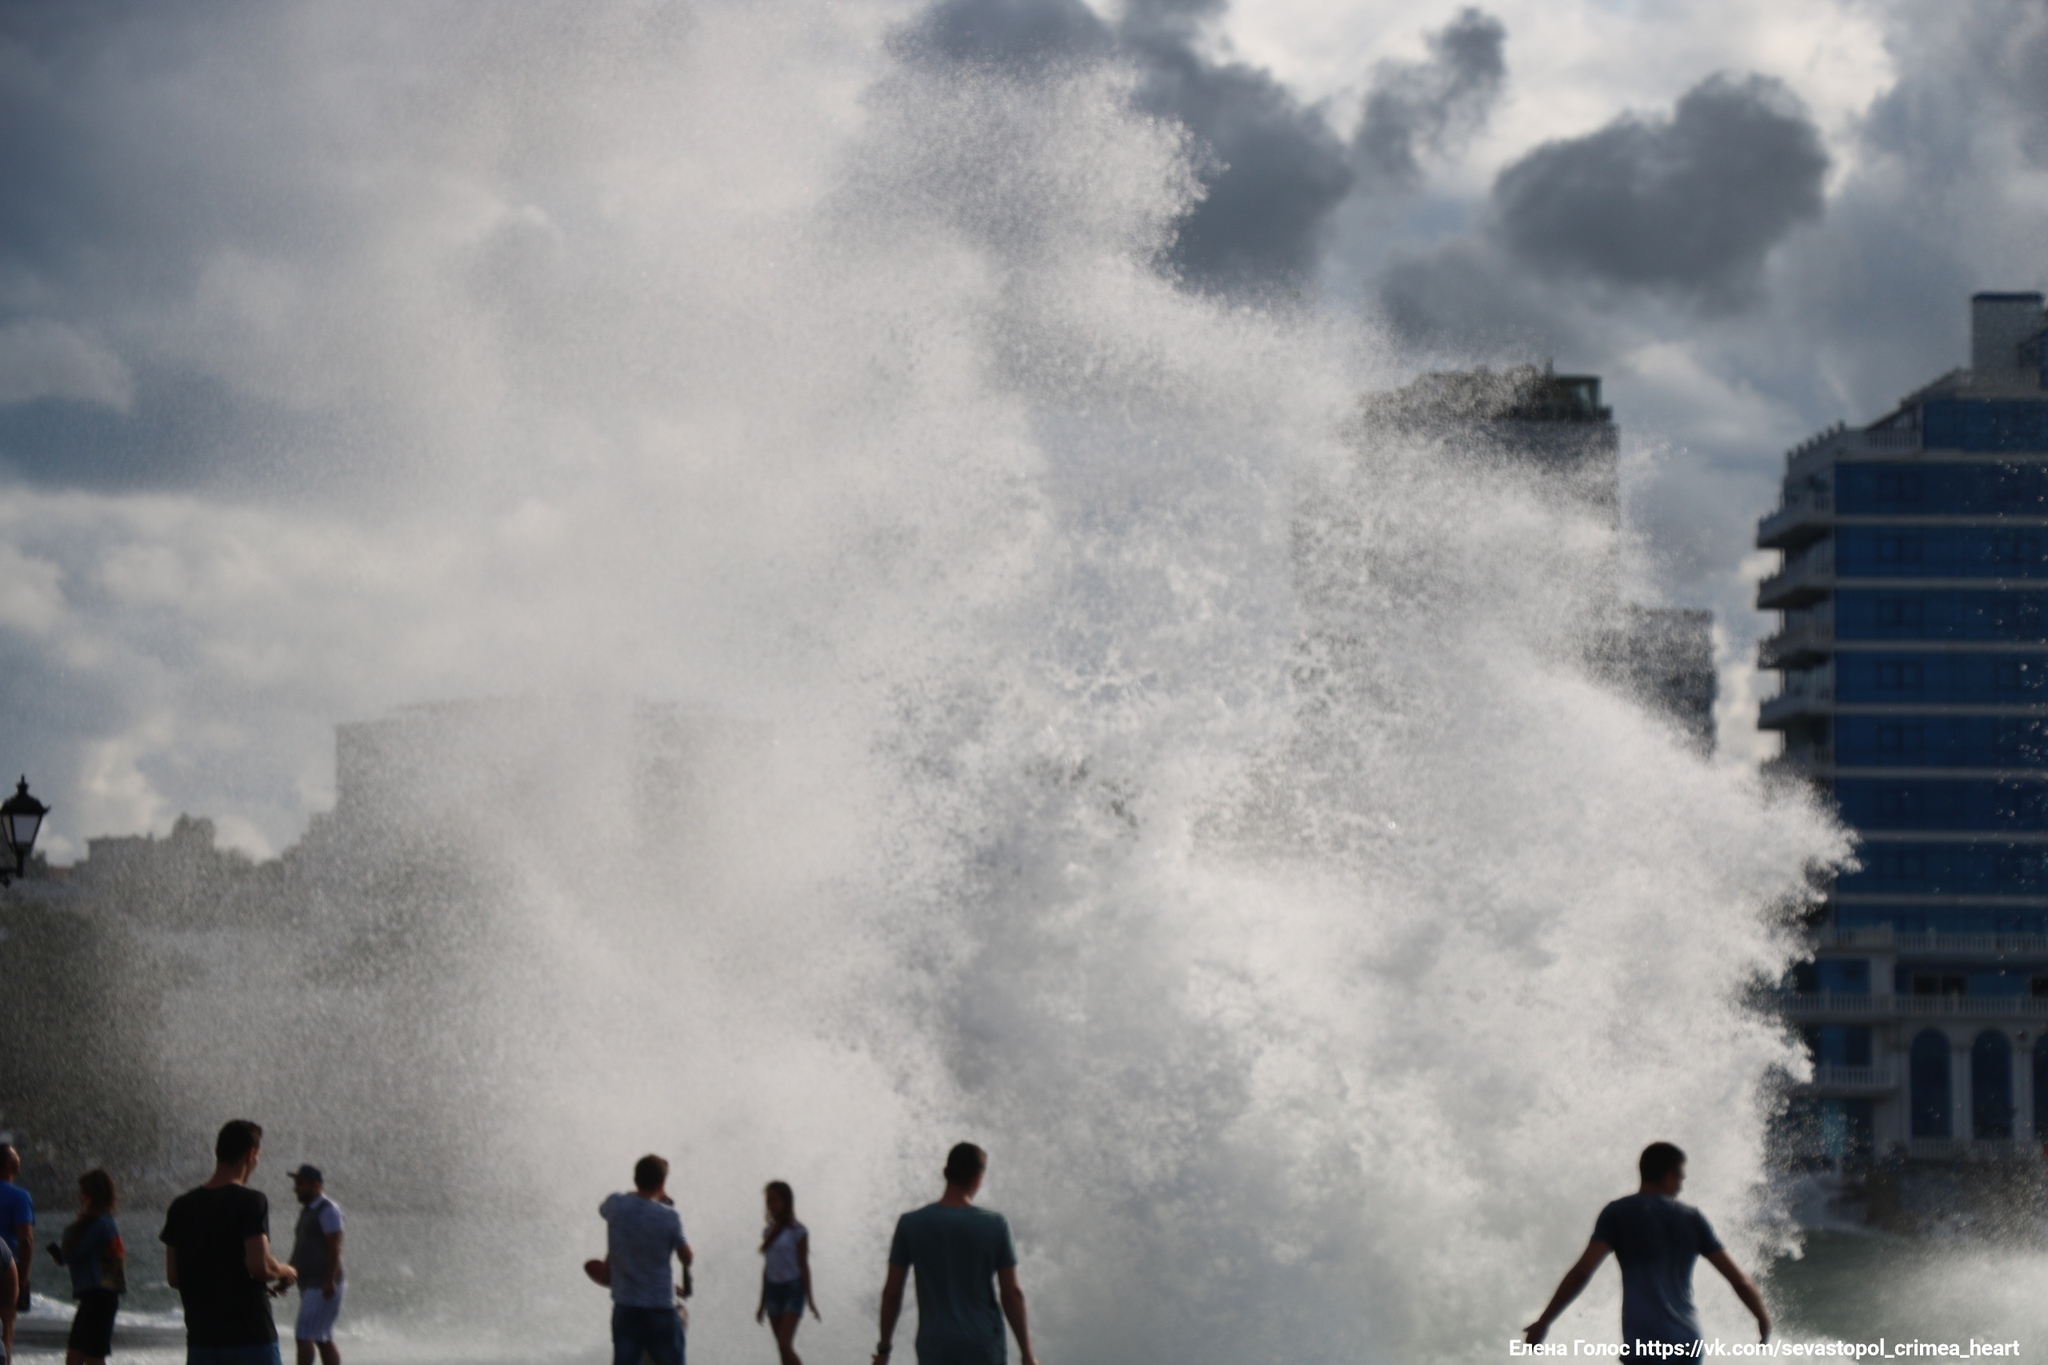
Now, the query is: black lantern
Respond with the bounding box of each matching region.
[0,777,48,885]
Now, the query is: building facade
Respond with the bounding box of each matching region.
[1761,291,2048,1161]
[1364,366,1718,745]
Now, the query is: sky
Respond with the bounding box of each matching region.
[1,0,2046,857]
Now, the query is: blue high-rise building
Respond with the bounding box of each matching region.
[1762,291,2048,1162]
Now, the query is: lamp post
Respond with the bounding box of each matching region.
[0,777,48,885]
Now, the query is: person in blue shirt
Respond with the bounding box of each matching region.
[0,1146,34,1314]
[872,1144,1039,1365]
[1524,1142,1770,1353]
[598,1155,692,1365]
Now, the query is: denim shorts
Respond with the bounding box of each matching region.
[763,1278,805,1318]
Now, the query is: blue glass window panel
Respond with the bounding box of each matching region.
[1967,969,2032,996]
[1922,400,2048,453]
[1837,461,2048,514]
[1838,654,2048,703]
[1834,716,2048,767]
[1910,1030,1951,1138]
[1834,779,2048,829]
[1803,1024,1874,1066]
[1817,959,1871,993]
[1839,905,2048,935]
[1838,843,2048,894]
[1836,589,2048,641]
[1973,1029,2015,1138]
[1835,527,2048,578]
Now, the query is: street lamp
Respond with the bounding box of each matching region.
[0,777,48,885]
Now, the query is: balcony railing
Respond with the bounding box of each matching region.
[1783,424,1924,472]
[1759,609,1833,668]
[1758,542,1835,609]
[1781,991,2048,1018]
[1812,926,2048,956]
[1905,1138,2040,1162]
[1805,1062,1899,1089]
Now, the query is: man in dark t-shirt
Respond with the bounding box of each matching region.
[162,1120,299,1365]
[873,1144,1040,1365]
[1524,1143,1769,1355]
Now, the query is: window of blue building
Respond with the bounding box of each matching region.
[1835,717,2048,768]
[1802,1023,1873,1066]
[1836,590,2048,642]
[1836,653,2048,703]
[2034,1037,2048,1140]
[1972,1030,2014,1139]
[1910,1030,1952,1138]
[1836,461,2048,514]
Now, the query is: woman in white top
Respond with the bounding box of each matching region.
[755,1181,818,1365]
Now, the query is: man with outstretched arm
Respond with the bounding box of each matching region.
[162,1119,299,1365]
[1524,1142,1769,1356]
[873,1143,1040,1365]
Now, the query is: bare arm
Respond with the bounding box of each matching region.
[998,1265,1040,1365]
[874,1262,908,1365]
[1524,1242,1611,1344]
[323,1230,343,1296]
[16,1222,31,1282]
[1,1254,15,1355]
[800,1232,819,1318]
[1705,1249,1770,1342]
[244,1233,297,1292]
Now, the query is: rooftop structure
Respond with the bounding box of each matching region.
[1759,291,2048,1164]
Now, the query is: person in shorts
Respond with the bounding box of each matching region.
[0,1146,34,1314]
[873,1143,1040,1365]
[755,1181,818,1365]
[1524,1142,1771,1355]
[286,1166,344,1365]
[52,1168,125,1365]
[161,1120,298,1365]
[599,1155,692,1365]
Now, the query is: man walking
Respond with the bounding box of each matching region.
[161,1120,298,1365]
[873,1143,1040,1365]
[0,1146,33,1313]
[287,1165,345,1365]
[1524,1142,1770,1355]
[599,1155,692,1365]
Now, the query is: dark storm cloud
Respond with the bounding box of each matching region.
[1354,7,1507,188]
[897,0,1508,291]
[1491,73,1828,302]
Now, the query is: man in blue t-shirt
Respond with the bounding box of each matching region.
[873,1143,1040,1365]
[0,1147,32,1313]
[598,1155,692,1365]
[1524,1142,1770,1354]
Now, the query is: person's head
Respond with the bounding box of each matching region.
[77,1169,117,1216]
[764,1180,794,1223]
[0,1144,18,1180]
[290,1164,324,1206]
[1639,1142,1686,1194]
[215,1119,264,1175]
[633,1154,669,1195]
[944,1142,987,1193]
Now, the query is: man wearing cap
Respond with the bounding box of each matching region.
[287,1166,345,1365]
